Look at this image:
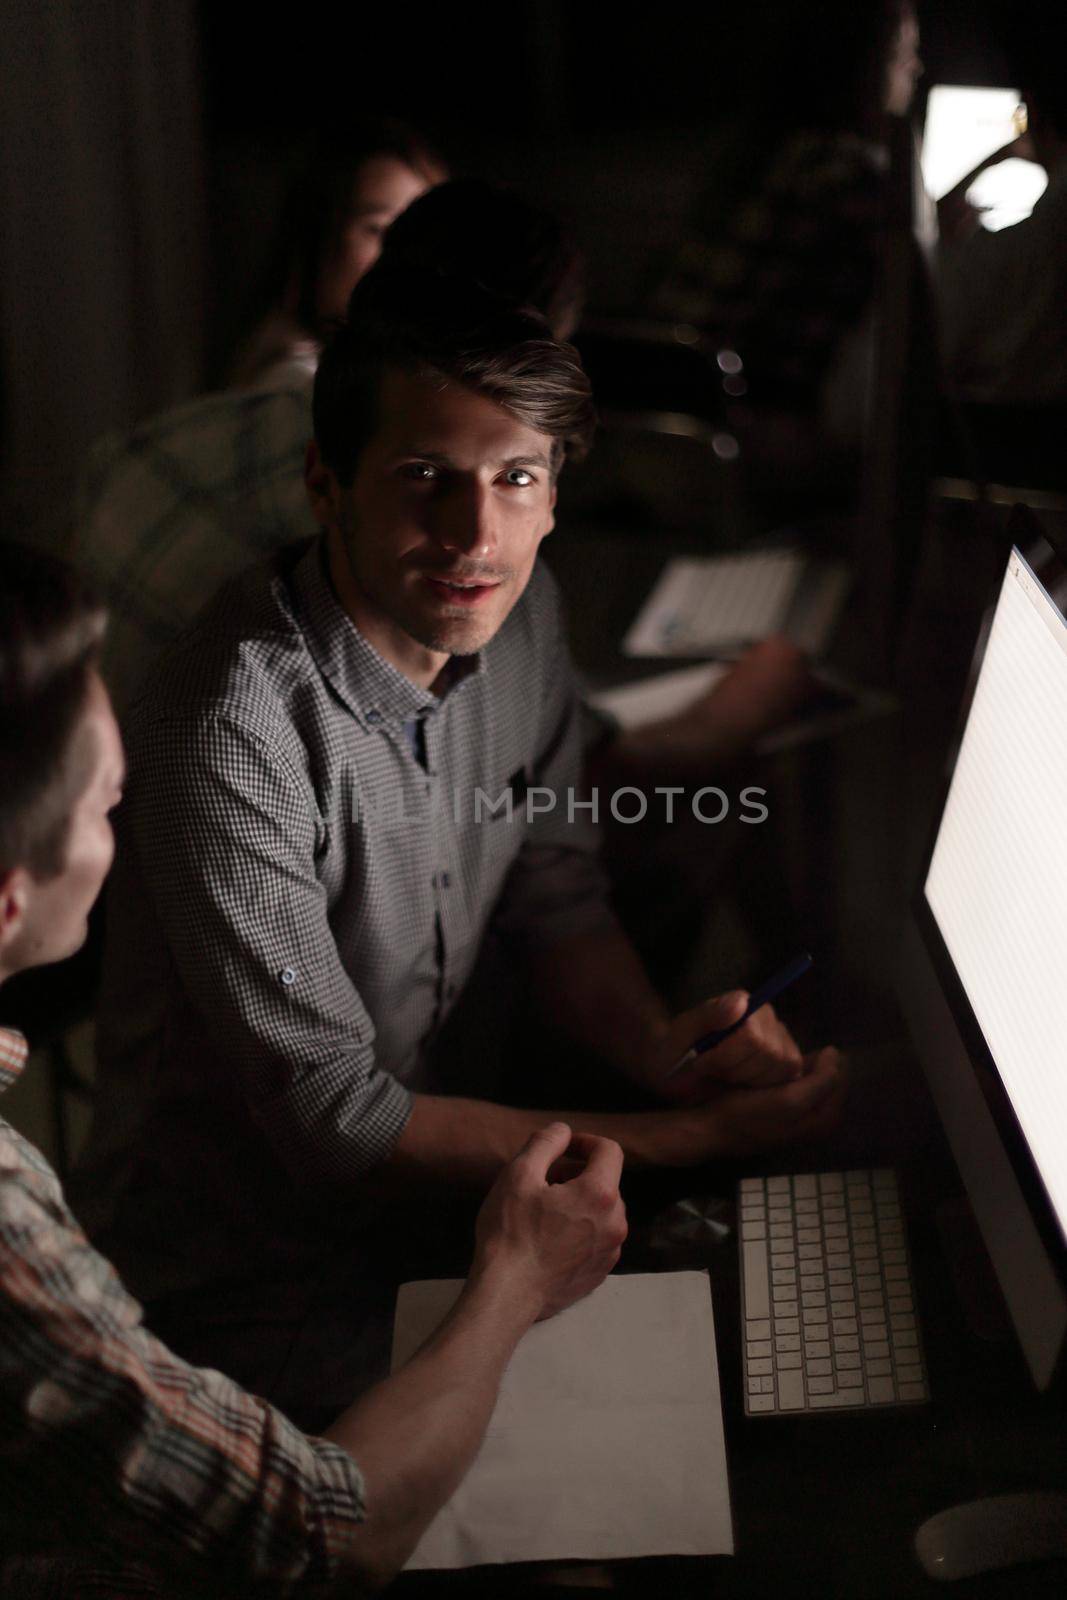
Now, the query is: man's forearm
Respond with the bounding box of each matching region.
[323,1258,538,1587]
[388,1088,709,1188]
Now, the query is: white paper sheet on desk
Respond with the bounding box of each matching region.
[393,1270,733,1570]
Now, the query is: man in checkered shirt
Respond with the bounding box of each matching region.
[0,541,628,1593]
[77,265,844,1424]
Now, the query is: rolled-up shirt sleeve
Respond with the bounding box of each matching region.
[0,1162,366,1593]
[125,711,413,1185]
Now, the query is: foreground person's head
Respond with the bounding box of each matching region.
[0,545,122,983]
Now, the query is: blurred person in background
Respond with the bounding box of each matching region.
[650,0,923,505]
[229,116,446,389]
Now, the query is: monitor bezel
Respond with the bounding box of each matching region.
[912,506,1067,1280]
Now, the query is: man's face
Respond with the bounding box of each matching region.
[311,369,558,685]
[0,671,124,979]
[316,157,436,322]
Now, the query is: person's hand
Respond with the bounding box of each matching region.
[938,131,1039,244]
[682,1046,847,1162]
[473,1123,628,1322]
[647,990,805,1102]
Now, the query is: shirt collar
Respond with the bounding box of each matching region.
[288,537,484,731]
[0,1027,29,1093]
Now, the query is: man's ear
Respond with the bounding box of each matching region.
[305,439,345,532]
[0,869,29,967]
[544,480,557,539]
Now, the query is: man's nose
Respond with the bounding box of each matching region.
[432,480,498,561]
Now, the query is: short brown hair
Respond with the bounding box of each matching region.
[0,543,107,880]
[312,264,596,486]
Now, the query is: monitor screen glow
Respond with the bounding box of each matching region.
[925,550,1067,1249]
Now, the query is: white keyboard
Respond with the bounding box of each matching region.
[739,1169,930,1415]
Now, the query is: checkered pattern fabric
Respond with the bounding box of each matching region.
[74,380,315,713]
[80,538,614,1330]
[0,1029,365,1597]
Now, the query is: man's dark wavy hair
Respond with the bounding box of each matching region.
[0,543,106,879]
[312,264,596,485]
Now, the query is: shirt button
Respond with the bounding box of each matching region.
[365,709,382,725]
[280,967,297,986]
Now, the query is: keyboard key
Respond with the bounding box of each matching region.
[798,1244,822,1261]
[900,1382,927,1401]
[802,1307,828,1326]
[828,1269,852,1286]
[888,1294,913,1313]
[794,1175,817,1197]
[771,1250,796,1268]
[740,1178,763,1195]
[863,1339,890,1361]
[829,1286,856,1303]
[768,1206,792,1223]
[890,1312,916,1332]
[749,1358,772,1376]
[831,1316,858,1335]
[859,1308,886,1327]
[819,1173,843,1192]
[834,1334,859,1353]
[895,1363,923,1385]
[852,1226,876,1244]
[802,1290,826,1308]
[776,1352,801,1370]
[859,1291,884,1309]
[867,1358,891,1377]
[857,1272,882,1291]
[795,1196,819,1214]
[777,1370,805,1409]
[805,1339,830,1358]
[767,1176,790,1193]
[894,1329,918,1349]
[836,1351,861,1370]
[810,1390,856,1408]
[742,1240,770,1319]
[824,1221,848,1239]
[770,1223,793,1239]
[743,1221,767,1241]
[774,1333,800,1353]
[747,1340,772,1359]
[885,1263,909,1282]
[868,1376,896,1403]
[746,1318,771,1340]
[775,1316,799,1336]
[797,1227,821,1244]
[822,1206,846,1224]
[838,1370,863,1389]
[807,1358,832,1376]
[807,1376,835,1394]
[748,1392,775,1412]
[772,1271,797,1287]
[882,1247,906,1264]
[854,1242,878,1260]
[776,1300,798,1317]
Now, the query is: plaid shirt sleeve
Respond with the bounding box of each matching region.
[123,709,413,1185]
[0,1132,366,1593]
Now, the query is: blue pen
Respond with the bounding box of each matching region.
[664,951,814,1079]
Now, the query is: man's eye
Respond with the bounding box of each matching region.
[400,463,439,483]
[503,468,534,487]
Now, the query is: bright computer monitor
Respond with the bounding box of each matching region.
[898,520,1067,1391]
[922,84,1047,232]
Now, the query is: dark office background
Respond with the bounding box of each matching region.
[0,0,1049,542]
